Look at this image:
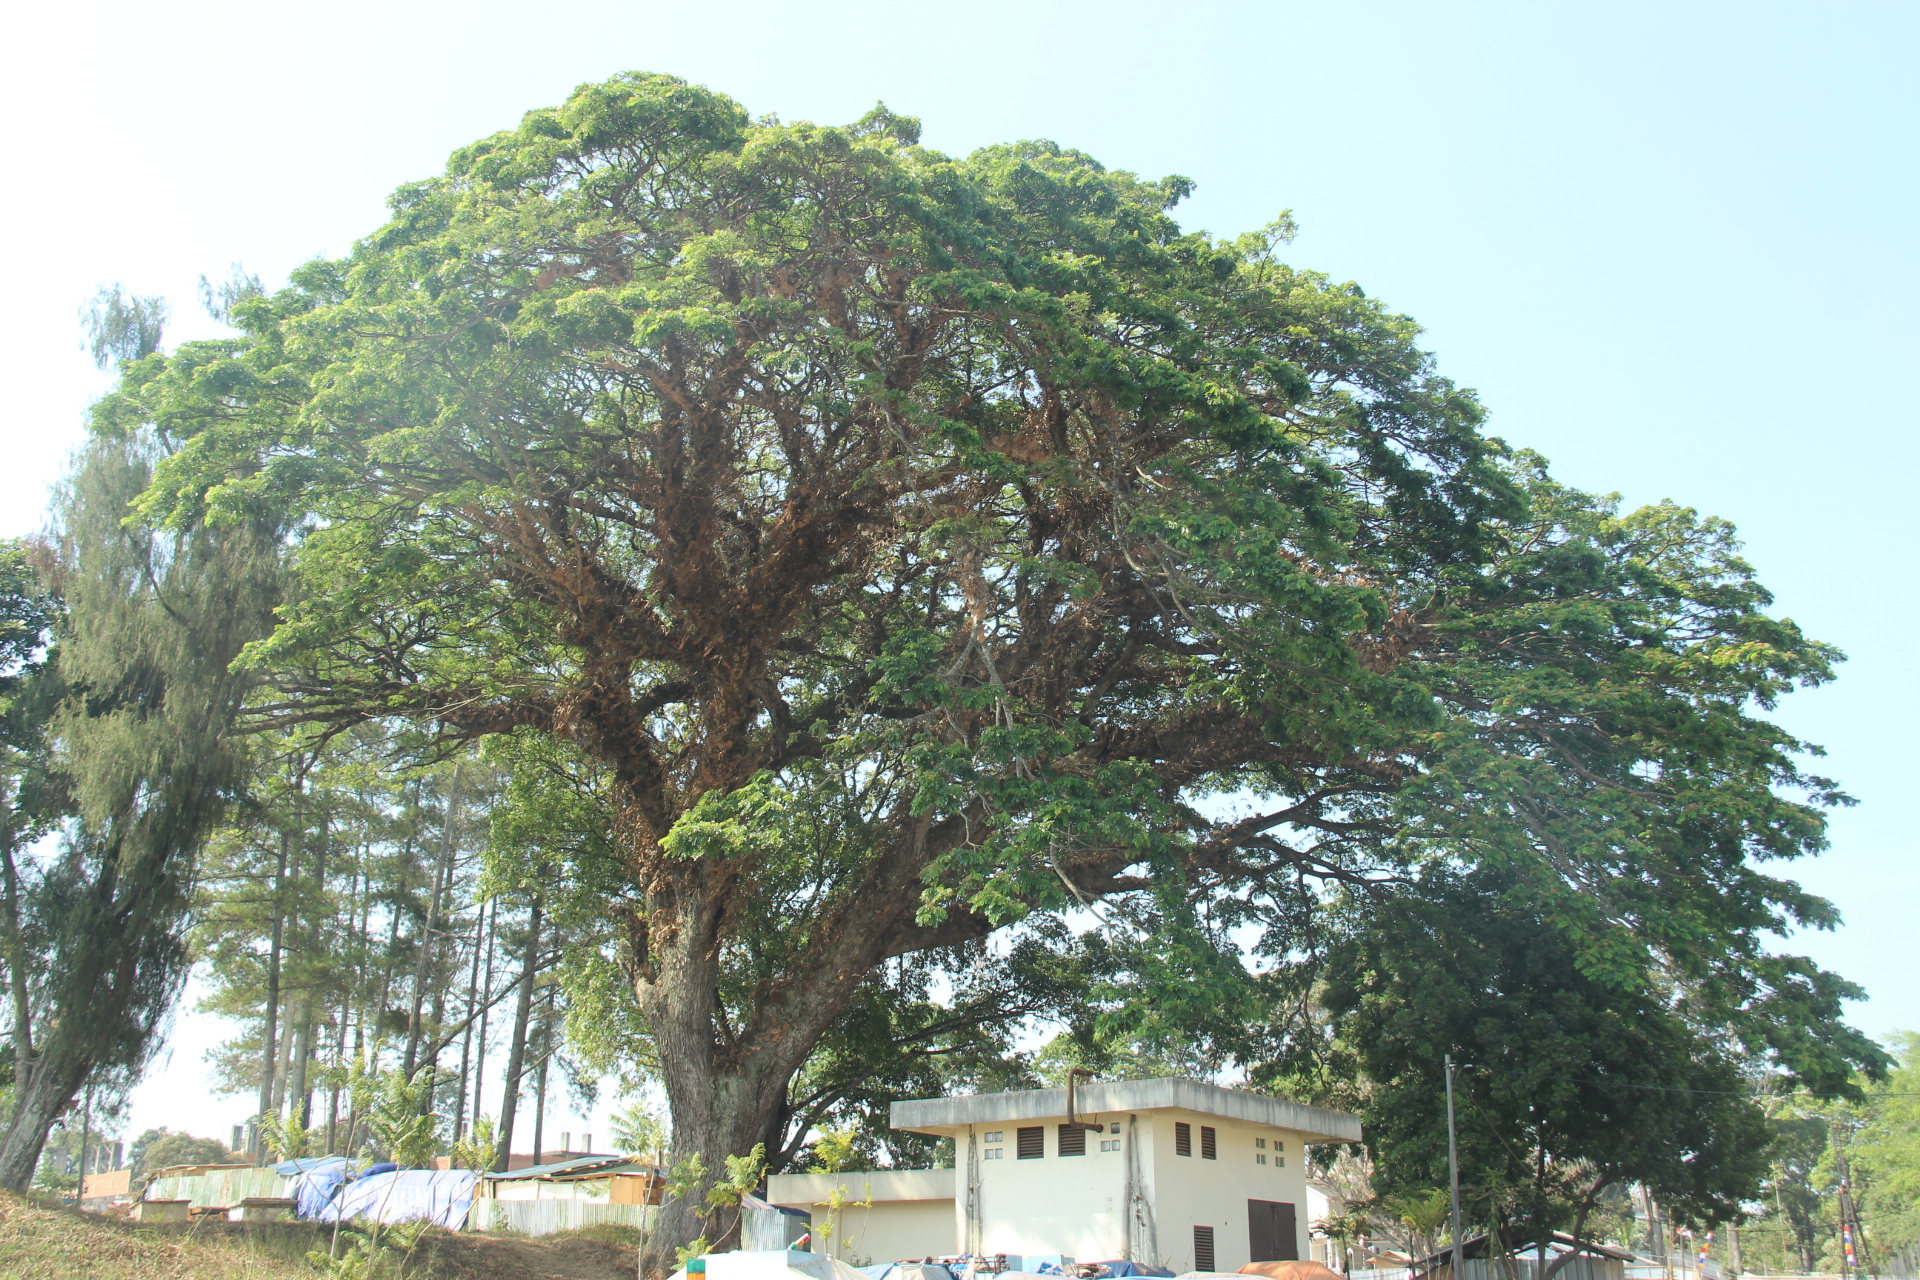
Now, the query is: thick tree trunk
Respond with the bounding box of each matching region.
[0,846,35,1100]
[0,1051,87,1193]
[634,893,862,1274]
[644,1048,795,1273]
[630,813,985,1278]
[491,897,542,1172]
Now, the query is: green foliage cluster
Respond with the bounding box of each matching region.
[449,1113,498,1172]
[1842,1035,1920,1265]
[368,1066,439,1168]
[1323,863,1776,1248]
[127,1127,236,1180]
[307,1217,430,1280]
[1725,1035,1920,1275]
[610,1100,668,1159]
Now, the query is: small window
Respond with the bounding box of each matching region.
[1058,1124,1087,1157]
[1100,1139,1121,1152]
[984,1148,1004,1160]
[1194,1225,1216,1273]
[1257,1153,1267,1165]
[1275,1156,1285,1167]
[1016,1126,1045,1159]
[983,1131,1003,1143]
[1256,1138,1266,1150]
[1175,1122,1193,1156]
[1201,1126,1217,1160]
[1110,1122,1121,1134]
[1273,1140,1284,1152]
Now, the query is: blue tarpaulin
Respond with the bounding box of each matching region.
[317,1169,477,1230]
[288,1164,355,1220]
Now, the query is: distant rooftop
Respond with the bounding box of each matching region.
[484,1153,648,1181]
[891,1076,1361,1144]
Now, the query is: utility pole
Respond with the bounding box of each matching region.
[1833,1121,1876,1279]
[1446,1055,1467,1280]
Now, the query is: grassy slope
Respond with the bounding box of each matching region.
[0,1193,639,1280]
[0,1193,315,1280]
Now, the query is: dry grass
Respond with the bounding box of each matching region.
[0,1193,319,1279]
[0,1193,640,1280]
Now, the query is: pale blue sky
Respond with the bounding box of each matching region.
[2,1,1911,1142]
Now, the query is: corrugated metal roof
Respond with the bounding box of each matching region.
[1413,1232,1638,1268]
[484,1154,653,1181]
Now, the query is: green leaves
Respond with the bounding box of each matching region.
[368,1066,440,1169]
[450,1114,499,1173]
[1323,863,1777,1231]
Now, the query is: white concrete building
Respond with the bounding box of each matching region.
[767,1078,1361,1273]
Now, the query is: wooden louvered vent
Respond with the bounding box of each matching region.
[1175,1122,1192,1156]
[1201,1125,1217,1159]
[1016,1126,1045,1159]
[1194,1225,1216,1272]
[1057,1124,1087,1156]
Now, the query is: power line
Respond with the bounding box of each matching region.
[1526,1073,1920,1100]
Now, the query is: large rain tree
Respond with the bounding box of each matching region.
[105,74,1873,1269]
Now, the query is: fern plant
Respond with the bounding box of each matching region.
[450,1115,497,1172]
[258,1108,314,1160]
[368,1067,440,1169]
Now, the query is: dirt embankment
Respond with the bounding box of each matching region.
[0,1192,638,1280]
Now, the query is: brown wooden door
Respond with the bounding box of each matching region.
[1247,1199,1299,1262]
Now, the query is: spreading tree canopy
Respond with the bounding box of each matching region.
[99,73,1874,1268]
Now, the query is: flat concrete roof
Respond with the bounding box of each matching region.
[767,1168,957,1207]
[890,1077,1361,1144]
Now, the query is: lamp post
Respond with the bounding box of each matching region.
[1446,1055,1467,1280]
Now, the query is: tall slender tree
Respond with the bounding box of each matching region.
[492,897,543,1172]
[0,417,280,1189]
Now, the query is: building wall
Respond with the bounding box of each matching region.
[952,1109,1313,1271]
[82,1168,132,1199]
[1135,1110,1313,1272]
[825,1197,958,1264]
[966,1117,1134,1262]
[767,1105,1322,1269]
[143,1166,290,1209]
[491,1177,615,1203]
[769,1169,958,1264]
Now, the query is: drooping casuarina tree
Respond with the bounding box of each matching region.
[0,431,281,1191]
[101,73,1875,1269]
